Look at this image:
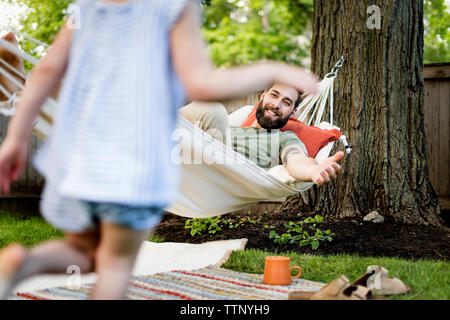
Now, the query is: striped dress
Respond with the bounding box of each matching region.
[34,0,193,208]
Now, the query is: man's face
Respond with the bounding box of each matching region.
[255,83,299,129]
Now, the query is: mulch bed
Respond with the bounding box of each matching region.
[154,210,450,261]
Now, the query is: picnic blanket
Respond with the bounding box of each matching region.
[12,265,326,300]
[10,239,248,296]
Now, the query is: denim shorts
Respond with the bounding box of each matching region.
[40,185,164,233]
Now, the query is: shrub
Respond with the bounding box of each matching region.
[185,217,223,236]
[185,215,262,236]
[269,215,334,250]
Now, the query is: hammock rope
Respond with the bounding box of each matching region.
[7,27,51,49]
[0,56,26,80]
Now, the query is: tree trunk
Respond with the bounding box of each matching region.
[279,0,444,226]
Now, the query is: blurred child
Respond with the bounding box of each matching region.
[0,0,319,299]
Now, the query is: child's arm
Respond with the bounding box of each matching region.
[7,23,72,142]
[0,23,72,193]
[170,0,319,102]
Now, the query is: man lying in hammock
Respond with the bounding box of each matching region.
[179,82,344,186]
[0,32,341,187]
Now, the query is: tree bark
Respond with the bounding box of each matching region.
[279,0,444,226]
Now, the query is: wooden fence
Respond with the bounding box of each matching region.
[0,116,44,215]
[424,63,450,210]
[0,63,448,215]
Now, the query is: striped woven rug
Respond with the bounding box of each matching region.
[12,266,326,300]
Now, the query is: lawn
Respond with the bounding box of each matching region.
[1,211,448,300]
[223,249,450,300]
[0,211,64,248]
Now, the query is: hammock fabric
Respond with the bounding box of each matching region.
[0,35,350,218]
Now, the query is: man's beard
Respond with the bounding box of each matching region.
[255,100,291,130]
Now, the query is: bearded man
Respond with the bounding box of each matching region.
[179,82,343,186]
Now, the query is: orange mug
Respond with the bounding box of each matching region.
[263,256,301,285]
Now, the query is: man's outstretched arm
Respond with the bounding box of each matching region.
[281,146,344,186]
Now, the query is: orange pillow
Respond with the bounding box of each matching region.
[240,105,342,158]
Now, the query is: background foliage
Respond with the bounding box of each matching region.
[5,0,72,60]
[424,0,450,63]
[201,0,313,67]
[3,0,449,68]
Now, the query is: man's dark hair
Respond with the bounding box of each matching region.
[294,91,303,109]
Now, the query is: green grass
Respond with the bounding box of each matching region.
[0,211,167,247]
[222,249,450,300]
[1,211,448,300]
[0,211,65,248]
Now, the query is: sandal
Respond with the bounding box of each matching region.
[352,265,411,296]
[288,275,385,300]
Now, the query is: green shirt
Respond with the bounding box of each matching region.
[229,126,308,169]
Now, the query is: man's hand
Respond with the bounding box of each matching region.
[310,151,344,186]
[282,146,344,185]
[0,137,28,193]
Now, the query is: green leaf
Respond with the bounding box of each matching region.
[303,217,313,224]
[299,239,310,246]
[311,239,320,250]
[314,215,324,223]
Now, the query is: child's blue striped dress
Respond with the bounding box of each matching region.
[33,0,194,231]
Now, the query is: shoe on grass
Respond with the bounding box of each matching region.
[288,275,386,300]
[352,265,411,296]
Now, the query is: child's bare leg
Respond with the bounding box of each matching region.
[90,223,151,300]
[18,229,99,276]
[0,244,27,298]
[0,228,99,299]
